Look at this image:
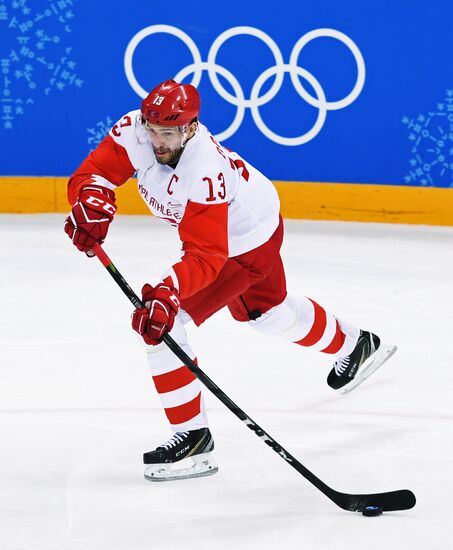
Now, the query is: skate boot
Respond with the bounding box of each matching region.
[143,428,218,482]
[327,331,397,394]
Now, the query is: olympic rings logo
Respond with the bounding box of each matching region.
[124,25,365,146]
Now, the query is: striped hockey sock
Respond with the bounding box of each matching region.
[249,294,360,358]
[147,344,208,432]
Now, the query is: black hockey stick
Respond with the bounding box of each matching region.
[92,243,416,513]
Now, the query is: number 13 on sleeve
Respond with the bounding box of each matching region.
[203,172,226,202]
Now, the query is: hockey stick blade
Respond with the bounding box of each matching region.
[329,488,416,512]
[92,244,416,513]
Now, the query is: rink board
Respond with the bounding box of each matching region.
[0,176,452,225]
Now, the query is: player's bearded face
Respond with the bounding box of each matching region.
[143,120,188,165]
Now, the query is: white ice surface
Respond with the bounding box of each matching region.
[0,214,452,550]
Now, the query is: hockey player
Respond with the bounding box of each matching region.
[64,80,396,482]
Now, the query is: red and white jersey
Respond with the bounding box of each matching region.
[68,110,280,299]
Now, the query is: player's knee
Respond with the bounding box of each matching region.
[248,294,298,336]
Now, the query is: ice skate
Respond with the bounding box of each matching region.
[143,428,218,482]
[327,331,397,394]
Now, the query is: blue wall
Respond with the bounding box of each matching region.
[1,0,452,187]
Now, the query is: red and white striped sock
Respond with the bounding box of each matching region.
[249,294,360,357]
[145,318,208,433]
[293,297,359,356]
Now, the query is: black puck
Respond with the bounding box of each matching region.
[362,505,383,517]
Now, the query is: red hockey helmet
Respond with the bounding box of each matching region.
[141,80,200,126]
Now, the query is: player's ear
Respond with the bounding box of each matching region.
[188,118,198,136]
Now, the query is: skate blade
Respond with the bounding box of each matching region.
[144,452,218,482]
[340,344,397,395]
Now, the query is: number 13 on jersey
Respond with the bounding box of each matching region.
[203,172,226,202]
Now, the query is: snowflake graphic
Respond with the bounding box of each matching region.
[87,116,113,151]
[0,0,82,130]
[402,89,453,187]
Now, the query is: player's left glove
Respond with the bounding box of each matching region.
[131,283,180,345]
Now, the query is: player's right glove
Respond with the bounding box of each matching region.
[64,185,117,253]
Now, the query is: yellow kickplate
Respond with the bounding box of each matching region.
[0,176,452,226]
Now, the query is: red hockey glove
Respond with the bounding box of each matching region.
[131,283,180,345]
[64,185,117,253]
